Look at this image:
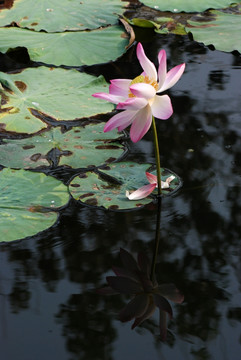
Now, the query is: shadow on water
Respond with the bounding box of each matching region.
[1,29,241,360]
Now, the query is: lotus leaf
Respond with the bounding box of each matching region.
[187,7,241,53]
[128,16,187,35]
[0,67,113,134]
[0,123,126,169]
[141,0,235,13]
[0,0,125,32]
[69,162,181,210]
[0,168,69,242]
[0,25,128,66]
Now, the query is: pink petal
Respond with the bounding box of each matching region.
[119,294,149,322]
[146,172,175,189]
[117,117,133,132]
[131,298,156,329]
[151,95,173,120]
[96,286,118,295]
[92,92,124,104]
[130,105,152,142]
[109,79,131,97]
[136,43,157,81]
[117,97,148,111]
[106,276,142,294]
[158,284,184,304]
[137,252,151,277]
[104,110,135,133]
[126,183,156,200]
[120,248,140,273]
[146,172,157,185]
[153,293,173,318]
[157,49,167,89]
[158,63,185,92]
[130,83,156,100]
[112,266,139,281]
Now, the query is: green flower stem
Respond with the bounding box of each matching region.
[151,116,162,196]
[150,197,162,282]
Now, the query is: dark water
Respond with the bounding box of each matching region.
[1,32,241,360]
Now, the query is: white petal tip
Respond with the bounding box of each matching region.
[126,190,134,200]
[161,175,175,189]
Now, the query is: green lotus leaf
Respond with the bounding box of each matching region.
[127,18,160,29]
[69,162,181,210]
[154,15,188,35]
[187,7,241,53]
[0,25,128,66]
[0,0,125,32]
[128,16,187,35]
[141,0,235,13]
[0,67,113,134]
[0,123,126,169]
[0,168,69,242]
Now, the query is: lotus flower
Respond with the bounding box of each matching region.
[93,43,185,143]
[126,172,175,200]
[97,248,184,340]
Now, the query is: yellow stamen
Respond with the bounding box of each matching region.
[128,75,158,98]
[144,76,158,91]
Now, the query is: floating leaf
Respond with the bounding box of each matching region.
[0,0,125,31]
[141,0,235,13]
[0,25,128,66]
[127,17,160,29]
[187,7,241,53]
[0,123,126,169]
[0,67,113,134]
[69,162,181,210]
[155,17,187,35]
[128,16,187,35]
[0,168,69,242]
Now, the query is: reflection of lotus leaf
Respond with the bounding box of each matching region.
[69,162,181,210]
[142,0,234,13]
[0,25,128,66]
[0,168,69,242]
[0,0,124,31]
[187,8,241,53]
[0,67,113,134]
[0,123,126,169]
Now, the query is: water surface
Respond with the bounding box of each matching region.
[1,33,241,360]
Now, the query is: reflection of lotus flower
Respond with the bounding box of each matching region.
[93,43,185,143]
[126,172,175,200]
[98,248,183,340]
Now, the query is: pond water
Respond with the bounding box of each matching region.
[1,31,241,360]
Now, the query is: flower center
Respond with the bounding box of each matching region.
[128,75,158,98]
